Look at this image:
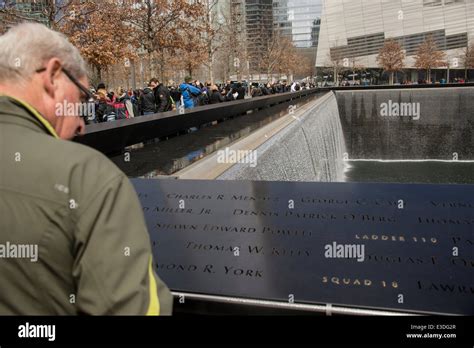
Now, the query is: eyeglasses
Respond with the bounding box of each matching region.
[36,67,95,121]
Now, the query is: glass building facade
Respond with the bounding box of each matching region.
[273,0,322,67]
[273,0,322,49]
[237,0,322,71]
[316,0,474,71]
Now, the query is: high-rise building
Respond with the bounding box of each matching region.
[316,0,474,81]
[228,0,322,74]
[273,0,322,66]
[243,0,274,71]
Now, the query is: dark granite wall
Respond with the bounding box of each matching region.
[335,88,474,160]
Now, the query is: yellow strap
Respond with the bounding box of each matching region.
[146,257,160,316]
[1,94,59,139]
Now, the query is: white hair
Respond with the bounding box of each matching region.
[0,22,87,84]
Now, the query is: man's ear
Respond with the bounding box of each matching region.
[42,58,63,98]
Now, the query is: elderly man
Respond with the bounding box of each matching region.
[0,23,172,315]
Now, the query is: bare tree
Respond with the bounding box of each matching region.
[126,0,205,80]
[376,39,405,85]
[325,48,345,86]
[463,43,474,81]
[291,54,314,80]
[277,40,313,81]
[200,0,225,83]
[61,1,136,82]
[257,33,299,80]
[348,57,366,84]
[0,0,98,30]
[215,6,248,82]
[414,35,446,83]
[177,25,207,78]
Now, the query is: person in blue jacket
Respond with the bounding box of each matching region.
[179,76,202,109]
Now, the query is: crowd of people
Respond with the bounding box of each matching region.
[90,76,316,123]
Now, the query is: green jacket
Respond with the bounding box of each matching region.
[0,96,172,315]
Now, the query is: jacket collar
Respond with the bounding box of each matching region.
[0,95,59,138]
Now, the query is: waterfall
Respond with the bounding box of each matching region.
[218,92,348,182]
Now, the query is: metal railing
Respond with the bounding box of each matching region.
[74,88,322,154]
[74,83,474,155]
